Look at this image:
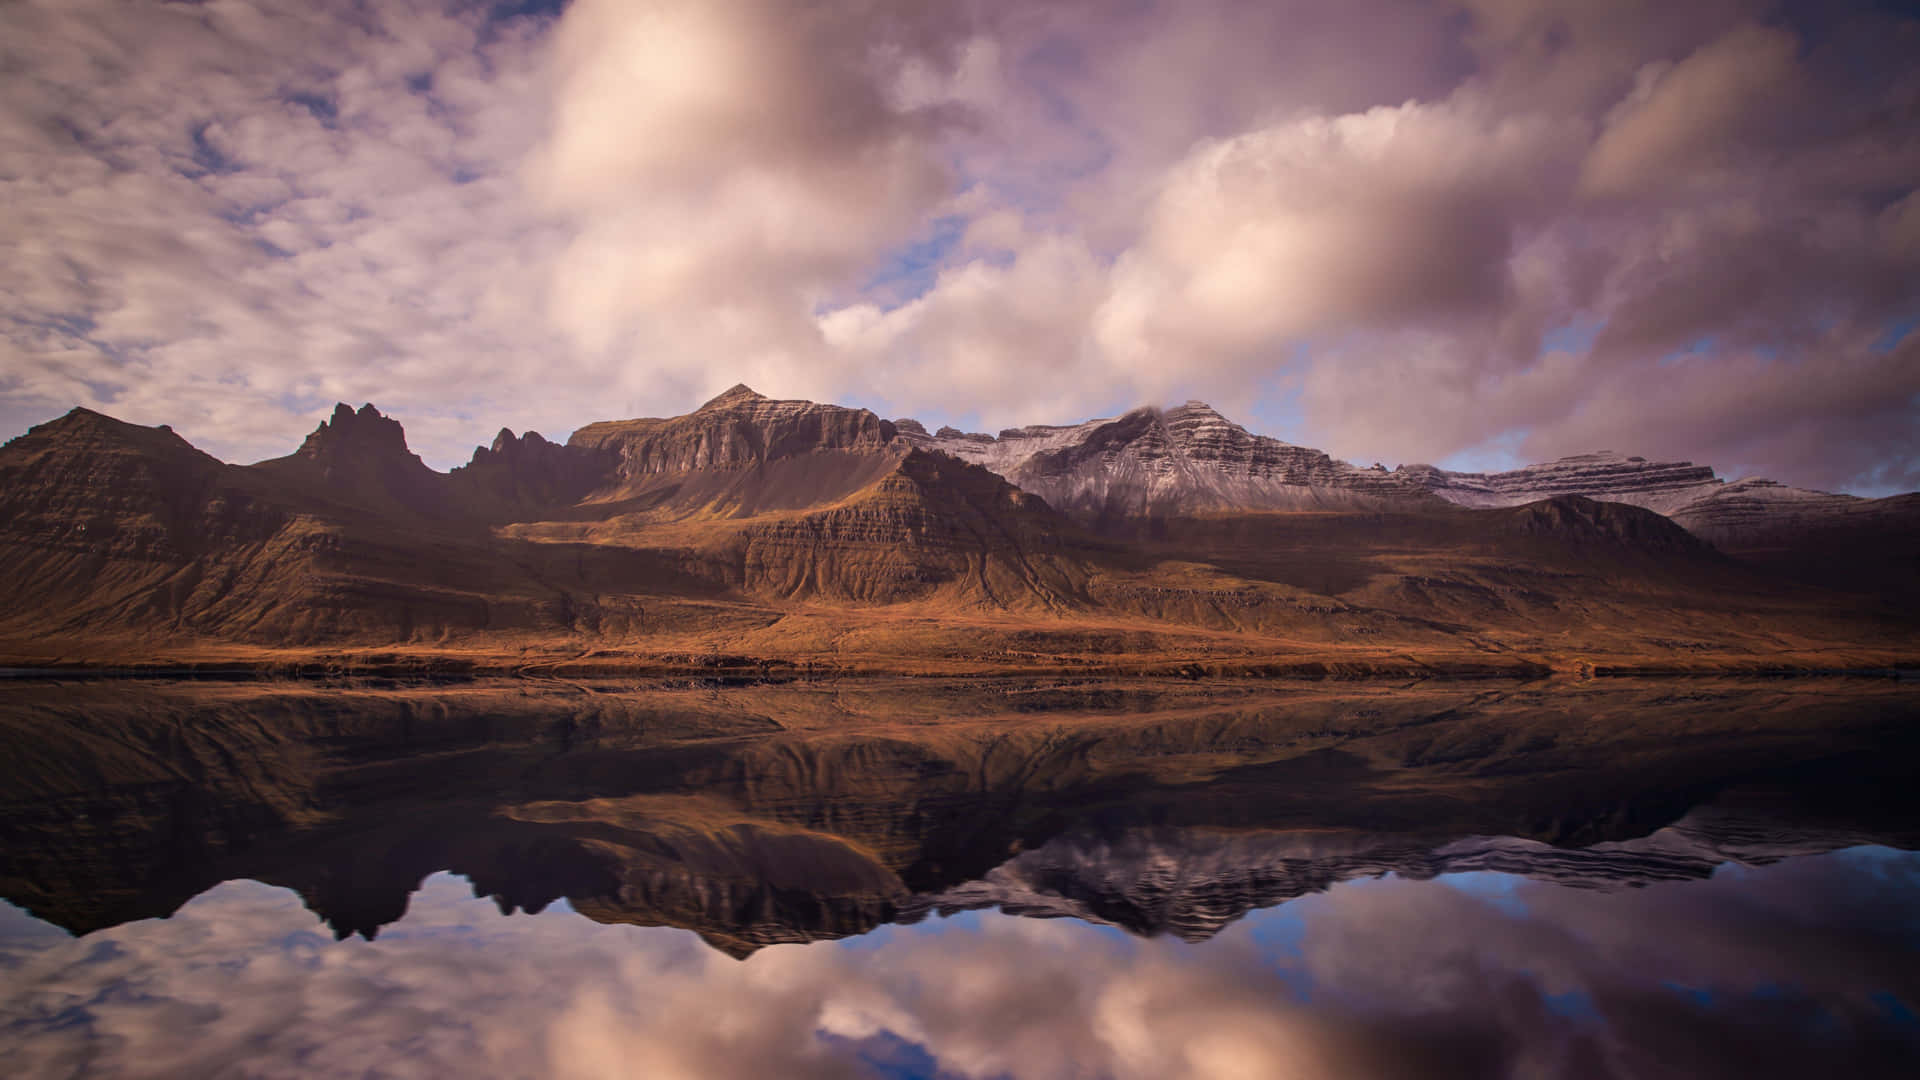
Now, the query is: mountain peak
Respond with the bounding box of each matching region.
[698,384,769,411]
[293,402,428,478]
[38,406,150,436]
[14,406,207,462]
[299,402,409,458]
[28,406,119,440]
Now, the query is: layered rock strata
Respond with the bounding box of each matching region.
[570,384,898,481]
[903,402,1432,519]
[1394,451,1723,513]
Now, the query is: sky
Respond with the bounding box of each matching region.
[3,853,1917,1079]
[1,0,1916,492]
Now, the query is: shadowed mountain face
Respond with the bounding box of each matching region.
[0,390,1914,669]
[2,678,1915,957]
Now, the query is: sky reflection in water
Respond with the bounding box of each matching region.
[3,848,1916,1080]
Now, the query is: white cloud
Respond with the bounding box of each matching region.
[1094,99,1568,373]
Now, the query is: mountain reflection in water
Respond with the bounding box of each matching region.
[1,676,1917,1078]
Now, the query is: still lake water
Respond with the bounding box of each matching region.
[1,676,1916,1078]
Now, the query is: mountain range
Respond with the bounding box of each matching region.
[0,386,1913,673]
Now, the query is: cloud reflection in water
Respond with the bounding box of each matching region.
[1,848,1915,1080]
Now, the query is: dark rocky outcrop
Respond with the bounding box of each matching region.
[257,402,449,519]
[1497,495,1717,556]
[450,427,615,517]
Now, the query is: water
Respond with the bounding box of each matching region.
[1,677,1916,1078]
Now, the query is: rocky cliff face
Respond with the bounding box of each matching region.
[730,449,1089,606]
[1667,476,1875,539]
[552,385,913,520]
[570,384,899,481]
[899,415,1113,474]
[903,401,1432,520]
[1395,451,1723,513]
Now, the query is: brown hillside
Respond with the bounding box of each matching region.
[725,449,1092,607]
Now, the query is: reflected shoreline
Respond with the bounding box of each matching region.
[3,676,1915,954]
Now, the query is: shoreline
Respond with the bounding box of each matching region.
[4,653,1915,683]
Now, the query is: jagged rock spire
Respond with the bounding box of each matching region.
[297,402,413,461]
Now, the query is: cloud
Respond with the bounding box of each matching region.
[0,0,571,465]
[527,0,972,383]
[1578,24,1805,200]
[1093,98,1571,374]
[0,0,1915,490]
[819,228,1116,425]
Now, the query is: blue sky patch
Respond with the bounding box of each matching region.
[860,215,970,310]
